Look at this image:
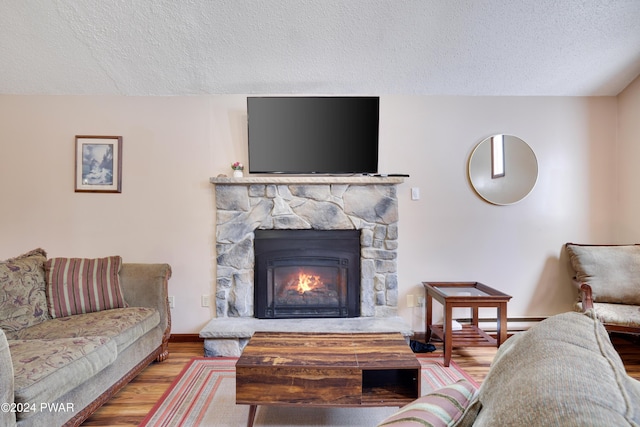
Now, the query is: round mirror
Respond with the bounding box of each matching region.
[468,134,538,205]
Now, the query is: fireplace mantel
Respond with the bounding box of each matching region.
[210,176,405,185]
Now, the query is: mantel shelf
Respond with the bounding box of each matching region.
[209,175,406,185]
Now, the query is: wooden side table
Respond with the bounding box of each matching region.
[422,282,512,367]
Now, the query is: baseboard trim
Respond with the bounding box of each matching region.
[456,316,547,323]
[169,333,204,342]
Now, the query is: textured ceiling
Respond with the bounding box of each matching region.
[1,0,639,96]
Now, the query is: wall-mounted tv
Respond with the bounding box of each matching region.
[247,96,379,174]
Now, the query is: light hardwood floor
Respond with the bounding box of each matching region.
[81,334,640,426]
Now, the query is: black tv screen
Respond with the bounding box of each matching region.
[247,96,379,174]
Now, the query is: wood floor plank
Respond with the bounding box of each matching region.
[81,334,640,426]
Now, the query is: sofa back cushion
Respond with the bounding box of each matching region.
[0,248,50,332]
[565,243,640,304]
[44,256,127,318]
[472,311,640,426]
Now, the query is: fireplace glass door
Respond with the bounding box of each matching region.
[254,229,360,319]
[265,258,348,318]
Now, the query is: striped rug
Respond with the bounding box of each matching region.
[140,355,478,427]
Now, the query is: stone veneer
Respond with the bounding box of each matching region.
[211,176,405,319]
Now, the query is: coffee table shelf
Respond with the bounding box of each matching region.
[362,369,419,404]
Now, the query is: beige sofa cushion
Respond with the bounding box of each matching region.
[5,307,159,353]
[565,243,640,304]
[9,336,117,419]
[0,249,50,333]
[472,311,640,426]
[0,329,16,426]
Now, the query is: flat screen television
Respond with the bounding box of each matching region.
[247,96,379,174]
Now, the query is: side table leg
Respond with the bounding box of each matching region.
[247,405,257,427]
[444,303,452,367]
[425,294,433,342]
[497,303,508,347]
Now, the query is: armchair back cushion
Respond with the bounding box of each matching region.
[565,243,640,305]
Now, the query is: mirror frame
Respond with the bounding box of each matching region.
[468,134,538,205]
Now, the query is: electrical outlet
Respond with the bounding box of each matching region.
[201,295,210,307]
[168,296,175,309]
[406,294,415,307]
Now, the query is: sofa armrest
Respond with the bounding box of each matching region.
[119,263,172,361]
[0,329,16,426]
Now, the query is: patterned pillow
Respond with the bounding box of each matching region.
[0,248,50,332]
[376,379,477,427]
[44,256,127,318]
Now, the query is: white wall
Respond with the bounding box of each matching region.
[0,96,218,333]
[617,76,640,240]
[382,96,617,330]
[0,95,619,333]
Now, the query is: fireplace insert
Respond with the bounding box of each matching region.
[254,229,360,319]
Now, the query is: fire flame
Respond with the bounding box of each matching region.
[296,272,323,294]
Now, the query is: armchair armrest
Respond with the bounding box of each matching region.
[573,279,594,310]
[119,263,172,361]
[0,329,16,426]
[579,284,594,310]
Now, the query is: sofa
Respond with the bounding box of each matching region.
[0,249,172,427]
[377,310,640,426]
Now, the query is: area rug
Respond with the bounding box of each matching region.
[140,356,478,427]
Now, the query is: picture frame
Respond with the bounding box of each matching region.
[75,135,123,193]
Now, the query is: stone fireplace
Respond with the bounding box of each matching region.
[200,176,410,356]
[212,176,404,319]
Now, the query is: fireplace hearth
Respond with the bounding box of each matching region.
[254,229,360,319]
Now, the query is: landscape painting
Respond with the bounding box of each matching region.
[75,136,122,193]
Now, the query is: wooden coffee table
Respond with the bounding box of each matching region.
[235,332,420,427]
[423,281,512,367]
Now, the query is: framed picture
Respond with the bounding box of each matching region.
[75,135,123,193]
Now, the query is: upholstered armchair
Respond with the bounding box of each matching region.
[565,243,640,334]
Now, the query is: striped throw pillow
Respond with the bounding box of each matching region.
[44,256,127,318]
[376,379,477,427]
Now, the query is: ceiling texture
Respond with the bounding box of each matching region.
[1,0,639,96]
